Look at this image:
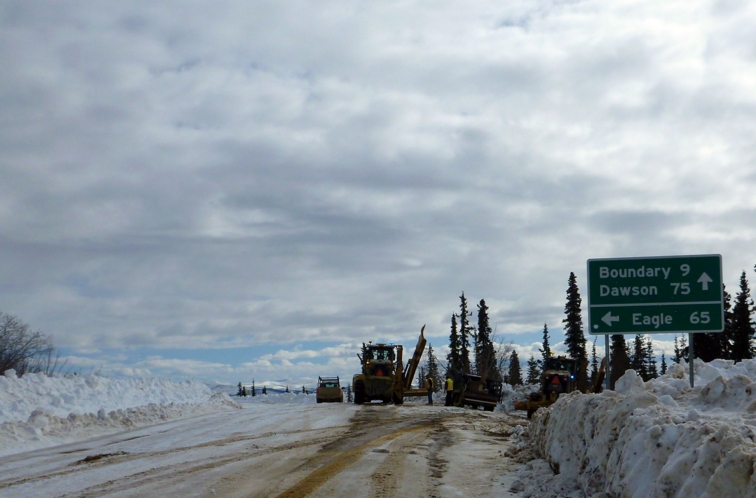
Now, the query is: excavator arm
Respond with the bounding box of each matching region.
[402,325,426,390]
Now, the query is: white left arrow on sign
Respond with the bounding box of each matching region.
[602,312,620,326]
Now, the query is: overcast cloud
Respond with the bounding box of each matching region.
[2,0,755,385]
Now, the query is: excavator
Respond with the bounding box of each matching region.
[352,325,428,405]
[515,355,607,418]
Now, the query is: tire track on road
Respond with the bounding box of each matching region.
[367,428,437,497]
[273,407,463,498]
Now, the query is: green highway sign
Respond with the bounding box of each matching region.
[587,255,724,335]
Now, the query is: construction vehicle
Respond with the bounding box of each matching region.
[316,376,344,403]
[450,372,502,411]
[515,355,606,418]
[352,325,428,405]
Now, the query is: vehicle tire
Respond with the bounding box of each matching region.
[484,405,494,412]
[527,409,535,419]
[354,382,365,405]
[317,399,322,404]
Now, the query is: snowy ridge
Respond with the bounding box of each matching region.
[531,360,756,497]
[0,369,241,458]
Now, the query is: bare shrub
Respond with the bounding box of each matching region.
[0,312,61,376]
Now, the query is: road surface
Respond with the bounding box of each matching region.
[0,401,529,497]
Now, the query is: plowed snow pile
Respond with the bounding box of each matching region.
[0,369,241,457]
[531,359,756,498]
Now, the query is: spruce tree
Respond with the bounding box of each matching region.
[539,323,551,369]
[609,334,631,389]
[475,299,497,380]
[660,352,667,375]
[472,325,479,374]
[459,292,472,373]
[673,336,681,363]
[447,314,461,374]
[721,285,735,359]
[590,338,598,385]
[426,343,442,392]
[731,271,755,361]
[508,350,522,385]
[526,355,541,384]
[631,335,648,380]
[563,273,586,359]
[679,335,688,363]
[645,337,658,379]
[563,272,587,389]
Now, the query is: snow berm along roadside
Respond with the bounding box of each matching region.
[0,369,241,458]
[531,359,756,497]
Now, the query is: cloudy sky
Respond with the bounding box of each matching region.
[2,0,755,386]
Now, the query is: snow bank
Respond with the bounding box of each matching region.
[530,359,756,498]
[500,383,536,412]
[0,369,241,457]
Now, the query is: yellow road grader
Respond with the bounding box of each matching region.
[352,326,428,405]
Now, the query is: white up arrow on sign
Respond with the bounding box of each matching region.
[601,312,620,326]
[698,272,713,291]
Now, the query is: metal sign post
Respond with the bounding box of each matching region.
[604,334,610,391]
[689,332,695,388]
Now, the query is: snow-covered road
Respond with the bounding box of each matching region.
[0,401,529,498]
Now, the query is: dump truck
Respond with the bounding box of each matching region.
[352,325,428,405]
[515,355,606,418]
[449,372,502,411]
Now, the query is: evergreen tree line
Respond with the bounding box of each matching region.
[441,292,511,384]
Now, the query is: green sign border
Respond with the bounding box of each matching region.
[587,254,724,335]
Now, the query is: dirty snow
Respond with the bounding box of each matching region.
[528,359,756,498]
